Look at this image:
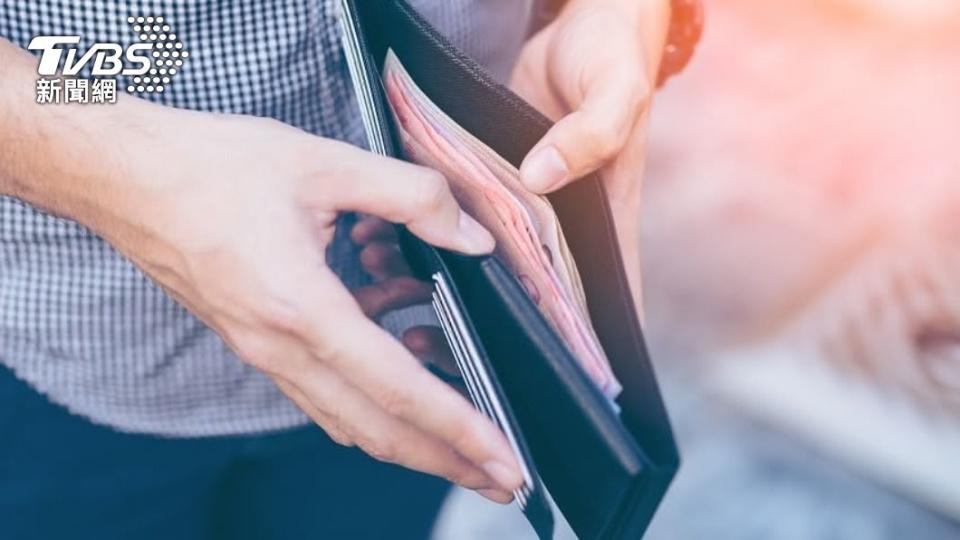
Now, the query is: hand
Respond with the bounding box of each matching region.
[71,107,520,503]
[511,0,672,314]
[0,39,520,502]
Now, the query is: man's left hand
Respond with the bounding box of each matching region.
[511,0,672,314]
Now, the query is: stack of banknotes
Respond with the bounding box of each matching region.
[383,50,622,399]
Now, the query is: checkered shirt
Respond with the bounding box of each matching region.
[0,0,533,436]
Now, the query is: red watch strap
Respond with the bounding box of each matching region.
[657,0,705,87]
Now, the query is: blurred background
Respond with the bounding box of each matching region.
[434,0,960,537]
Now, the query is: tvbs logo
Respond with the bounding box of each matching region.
[29,15,187,103]
[28,36,152,77]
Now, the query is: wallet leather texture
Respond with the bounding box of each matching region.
[339,1,680,538]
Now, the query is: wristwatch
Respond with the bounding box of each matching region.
[657,0,704,87]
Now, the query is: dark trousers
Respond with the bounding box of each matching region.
[0,366,449,540]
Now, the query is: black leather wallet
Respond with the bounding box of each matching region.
[338,1,679,538]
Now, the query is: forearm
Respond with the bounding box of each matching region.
[0,38,155,235]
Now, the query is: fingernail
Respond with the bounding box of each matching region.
[521,145,568,193]
[477,488,514,505]
[483,460,522,491]
[458,212,495,254]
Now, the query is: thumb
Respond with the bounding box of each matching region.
[520,62,648,194]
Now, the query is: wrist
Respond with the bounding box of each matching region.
[19,102,151,230]
[0,40,160,235]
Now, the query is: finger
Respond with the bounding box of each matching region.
[331,321,523,491]
[351,216,398,245]
[360,242,411,281]
[273,376,354,446]
[307,295,523,491]
[520,60,648,193]
[266,267,523,491]
[404,326,459,377]
[250,329,501,494]
[218,306,345,431]
[292,361,502,494]
[353,277,431,320]
[477,488,515,505]
[314,143,494,254]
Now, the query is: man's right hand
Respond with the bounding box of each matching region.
[0,39,522,503]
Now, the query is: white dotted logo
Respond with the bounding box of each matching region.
[126,15,189,94]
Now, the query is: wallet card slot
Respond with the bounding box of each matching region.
[431,287,492,425]
[338,0,389,154]
[434,297,501,449]
[432,302,529,509]
[431,292,496,443]
[433,292,485,412]
[432,301,531,509]
[432,272,535,505]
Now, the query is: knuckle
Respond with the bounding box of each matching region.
[258,297,305,335]
[377,386,414,418]
[410,170,449,215]
[449,418,485,454]
[326,428,355,448]
[230,332,276,370]
[441,471,466,487]
[311,333,343,363]
[442,464,476,487]
[583,119,626,159]
[361,438,399,464]
[318,409,358,448]
[303,318,347,363]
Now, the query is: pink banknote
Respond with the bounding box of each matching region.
[383,50,621,398]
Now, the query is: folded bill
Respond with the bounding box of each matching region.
[383,49,622,398]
